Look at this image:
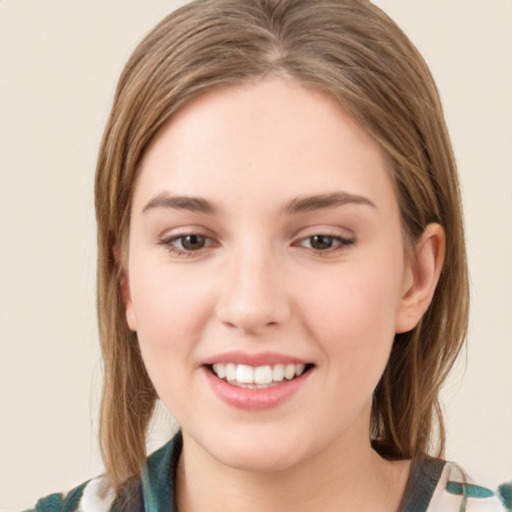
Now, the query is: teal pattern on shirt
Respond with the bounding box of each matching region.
[25,433,511,512]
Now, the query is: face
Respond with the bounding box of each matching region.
[125,78,415,473]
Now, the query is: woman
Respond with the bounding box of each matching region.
[28,0,510,510]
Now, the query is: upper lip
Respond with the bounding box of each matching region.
[201,351,312,367]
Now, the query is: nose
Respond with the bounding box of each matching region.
[215,246,291,335]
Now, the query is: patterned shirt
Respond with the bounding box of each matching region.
[26,434,511,512]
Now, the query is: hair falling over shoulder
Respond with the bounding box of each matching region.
[94,0,468,490]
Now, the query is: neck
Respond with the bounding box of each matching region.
[175,425,410,512]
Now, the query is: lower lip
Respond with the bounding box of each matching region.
[203,367,312,411]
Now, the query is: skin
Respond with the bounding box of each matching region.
[123,77,445,512]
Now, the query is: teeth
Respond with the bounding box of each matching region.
[212,363,226,379]
[295,364,305,376]
[236,364,254,384]
[284,364,296,380]
[211,362,309,387]
[272,364,285,382]
[226,363,236,381]
[254,365,273,384]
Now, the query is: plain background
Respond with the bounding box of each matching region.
[1,1,511,509]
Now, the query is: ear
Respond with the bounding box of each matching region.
[114,245,137,332]
[395,223,445,334]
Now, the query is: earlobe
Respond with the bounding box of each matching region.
[395,223,445,334]
[114,245,137,332]
[120,272,137,331]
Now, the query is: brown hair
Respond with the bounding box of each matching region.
[95,0,468,488]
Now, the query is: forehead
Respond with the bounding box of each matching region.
[133,77,396,215]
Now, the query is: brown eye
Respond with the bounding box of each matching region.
[180,234,207,251]
[309,235,336,250]
[161,233,215,255]
[297,234,355,253]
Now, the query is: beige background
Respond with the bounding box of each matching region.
[1,0,511,509]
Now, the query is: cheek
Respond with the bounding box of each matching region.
[296,253,404,370]
[301,263,402,332]
[126,263,217,409]
[127,261,214,357]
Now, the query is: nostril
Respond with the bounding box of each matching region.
[215,271,291,333]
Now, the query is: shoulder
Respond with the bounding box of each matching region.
[428,462,511,512]
[24,477,116,512]
[24,434,182,512]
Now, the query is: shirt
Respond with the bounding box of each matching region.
[26,433,512,512]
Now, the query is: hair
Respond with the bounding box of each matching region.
[95,0,469,490]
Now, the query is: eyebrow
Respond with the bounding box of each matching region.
[142,191,376,216]
[142,193,217,215]
[281,192,376,215]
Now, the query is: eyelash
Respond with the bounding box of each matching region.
[159,234,217,257]
[158,233,355,257]
[294,234,355,254]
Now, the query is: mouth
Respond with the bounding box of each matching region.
[206,362,315,389]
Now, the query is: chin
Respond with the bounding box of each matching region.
[216,447,303,474]
[199,427,313,474]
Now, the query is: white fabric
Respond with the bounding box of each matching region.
[428,464,506,511]
[77,477,115,512]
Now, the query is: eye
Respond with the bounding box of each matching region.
[160,233,216,256]
[297,234,355,253]
[176,234,208,251]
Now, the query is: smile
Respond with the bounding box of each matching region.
[209,363,312,389]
